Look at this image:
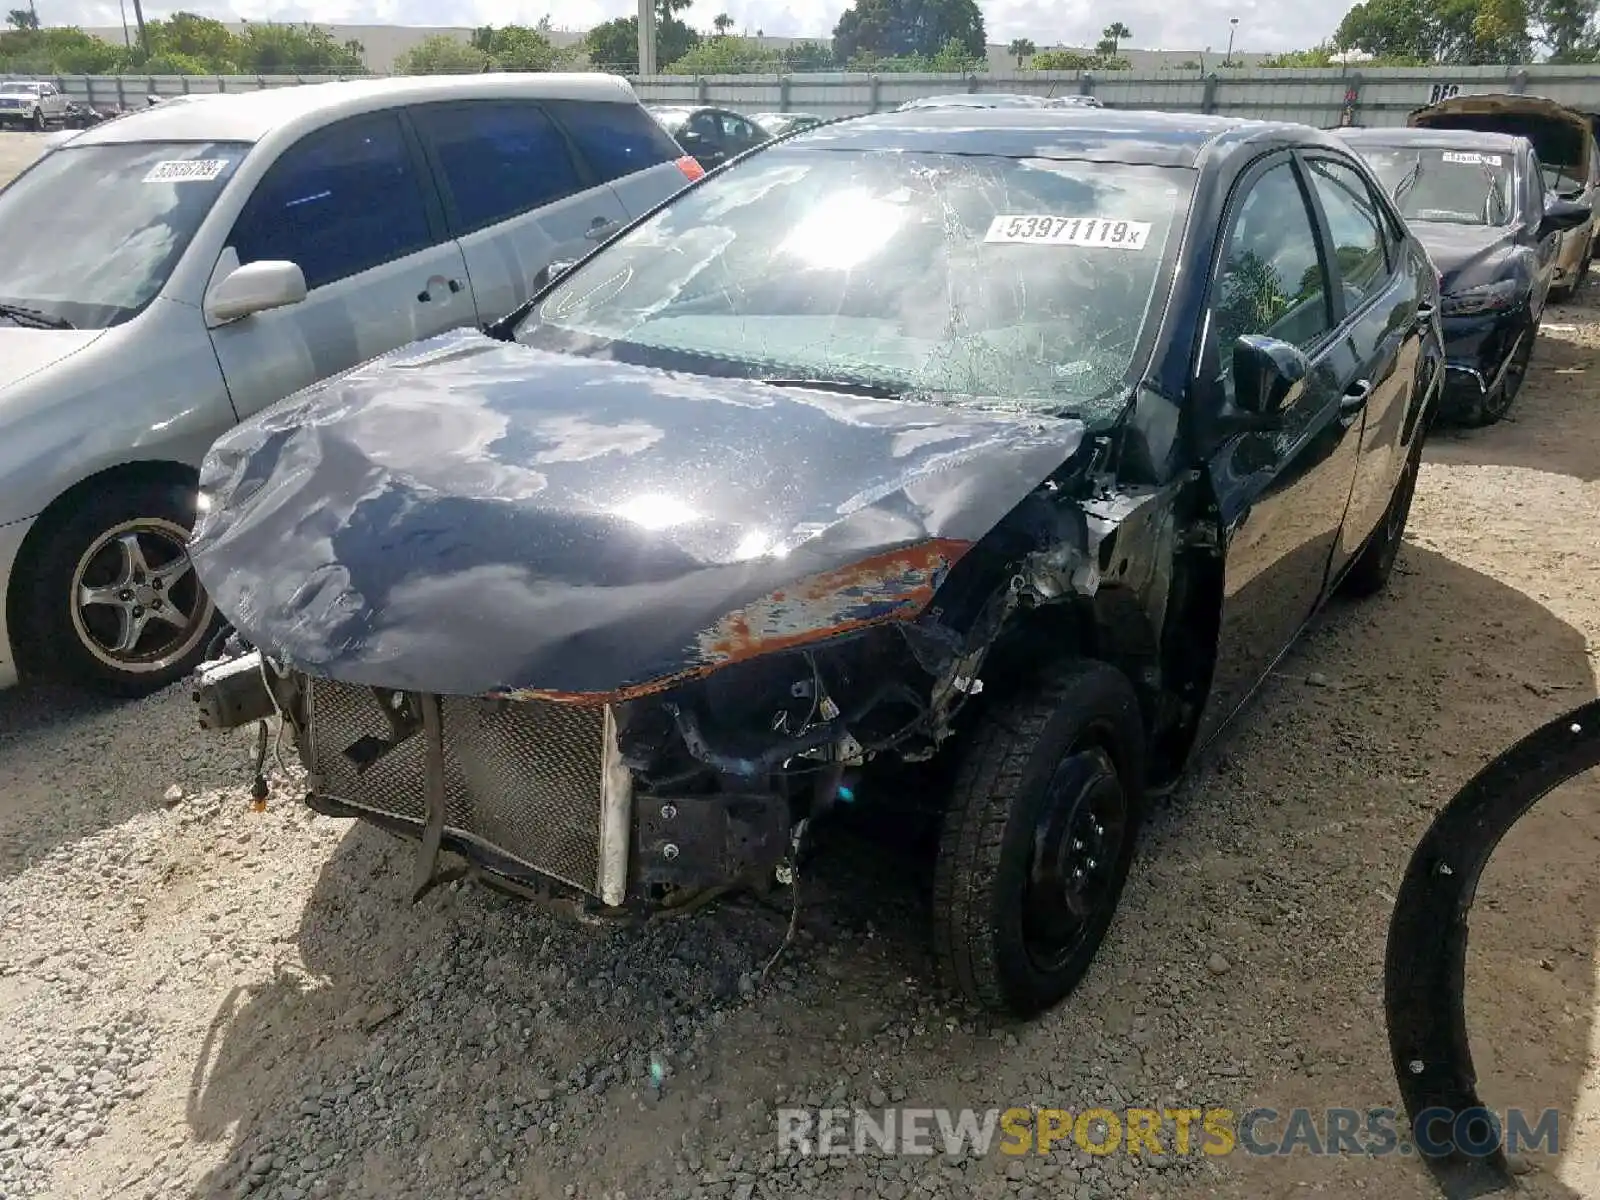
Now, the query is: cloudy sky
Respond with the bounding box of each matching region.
[40,0,1342,53]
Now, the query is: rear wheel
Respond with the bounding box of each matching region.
[932,660,1146,1017]
[1462,321,1534,428]
[19,478,218,697]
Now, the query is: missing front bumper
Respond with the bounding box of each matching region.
[306,679,634,905]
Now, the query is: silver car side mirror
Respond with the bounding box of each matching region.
[205,260,309,326]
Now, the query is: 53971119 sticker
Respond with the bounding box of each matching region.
[1441,151,1502,167]
[984,215,1153,250]
[142,159,232,184]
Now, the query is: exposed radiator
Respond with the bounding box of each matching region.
[306,680,631,902]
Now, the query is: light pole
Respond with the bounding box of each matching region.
[1224,17,1238,66]
[636,0,657,75]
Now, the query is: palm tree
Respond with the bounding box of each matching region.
[1008,37,1036,67]
[1102,21,1132,55]
[712,12,734,35]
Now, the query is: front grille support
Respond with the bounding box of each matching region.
[597,706,633,907]
[411,693,449,902]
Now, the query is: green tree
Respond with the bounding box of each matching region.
[1336,0,1532,63]
[146,12,239,66]
[1102,21,1132,53]
[469,24,568,70]
[0,23,127,72]
[1257,44,1340,65]
[583,5,701,73]
[666,34,779,72]
[1030,48,1093,69]
[779,39,836,69]
[6,8,39,30]
[1535,0,1598,57]
[394,33,491,74]
[234,21,366,73]
[832,0,986,63]
[143,50,210,74]
[1008,36,1036,66]
[712,12,734,34]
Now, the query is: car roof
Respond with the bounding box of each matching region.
[1337,126,1528,152]
[790,107,1331,168]
[66,73,638,146]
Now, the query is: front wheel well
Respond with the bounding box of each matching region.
[7,460,200,679]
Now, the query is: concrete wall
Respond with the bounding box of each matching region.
[9,63,1600,128]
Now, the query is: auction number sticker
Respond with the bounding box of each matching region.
[1441,151,1503,167]
[143,159,231,184]
[985,215,1153,250]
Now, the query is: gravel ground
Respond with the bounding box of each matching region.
[2,128,1599,1199]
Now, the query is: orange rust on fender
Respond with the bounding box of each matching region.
[486,537,974,707]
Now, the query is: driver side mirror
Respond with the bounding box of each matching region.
[1539,196,1591,240]
[205,260,308,325]
[1224,333,1307,432]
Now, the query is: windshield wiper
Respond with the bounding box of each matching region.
[759,377,912,399]
[0,302,73,330]
[1391,156,1423,208]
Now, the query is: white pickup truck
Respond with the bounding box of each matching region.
[0,80,71,131]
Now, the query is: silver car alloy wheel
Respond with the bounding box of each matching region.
[68,517,214,676]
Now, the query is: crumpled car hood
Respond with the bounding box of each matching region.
[1414,223,1518,293]
[190,329,1087,699]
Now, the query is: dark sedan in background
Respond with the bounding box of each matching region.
[647,104,769,168]
[191,107,1440,1018]
[1340,126,1590,426]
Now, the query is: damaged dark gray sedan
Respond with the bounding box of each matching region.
[189,108,1442,1017]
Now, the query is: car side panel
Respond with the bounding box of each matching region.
[407,99,631,328]
[606,161,694,221]
[0,516,36,688]
[205,108,473,421]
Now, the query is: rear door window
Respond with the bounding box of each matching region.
[546,98,682,183]
[228,111,435,291]
[410,101,588,236]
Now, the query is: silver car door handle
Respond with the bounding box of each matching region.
[417,277,464,303]
[585,217,622,241]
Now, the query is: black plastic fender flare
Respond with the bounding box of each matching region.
[1386,697,1600,1198]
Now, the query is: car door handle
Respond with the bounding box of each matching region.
[585,217,622,242]
[1414,300,1435,325]
[1339,381,1372,424]
[417,277,464,303]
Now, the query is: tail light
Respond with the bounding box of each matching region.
[675,155,705,182]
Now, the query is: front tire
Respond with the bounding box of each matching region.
[932,660,1146,1018]
[1461,320,1535,428]
[20,478,218,697]
[30,107,45,132]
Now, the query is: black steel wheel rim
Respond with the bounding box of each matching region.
[1022,740,1128,974]
[1488,329,1534,418]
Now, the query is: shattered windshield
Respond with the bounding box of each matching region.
[515,148,1192,423]
[1355,147,1515,226]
